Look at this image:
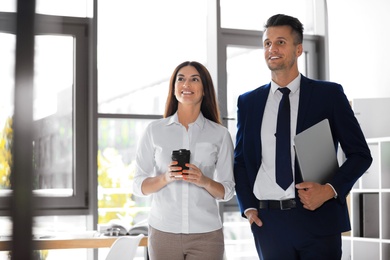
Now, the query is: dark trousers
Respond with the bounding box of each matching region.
[251,208,342,260]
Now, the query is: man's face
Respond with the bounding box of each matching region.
[263,25,302,72]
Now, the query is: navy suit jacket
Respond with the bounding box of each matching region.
[233,75,372,235]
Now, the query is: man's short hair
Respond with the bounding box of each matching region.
[264,14,304,45]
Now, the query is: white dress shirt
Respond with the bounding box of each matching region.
[253,74,301,200]
[133,112,235,234]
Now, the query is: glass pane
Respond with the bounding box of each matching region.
[0,32,15,193]
[0,216,92,258]
[98,118,152,227]
[0,0,16,12]
[224,211,257,259]
[97,0,208,114]
[226,46,306,144]
[327,0,390,100]
[221,0,315,33]
[33,35,74,196]
[33,215,90,259]
[36,0,92,18]
[226,47,266,144]
[0,216,12,258]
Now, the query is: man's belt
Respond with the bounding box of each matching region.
[259,199,296,210]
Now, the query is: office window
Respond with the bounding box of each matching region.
[0,1,16,12]
[223,211,257,259]
[0,32,15,194]
[33,35,74,195]
[98,0,208,115]
[36,0,92,17]
[327,0,390,99]
[0,14,90,210]
[220,0,315,33]
[0,0,92,17]
[33,18,89,209]
[0,10,91,259]
[98,118,153,224]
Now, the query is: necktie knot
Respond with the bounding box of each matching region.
[278,87,291,95]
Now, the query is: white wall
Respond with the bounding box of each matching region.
[327,0,390,100]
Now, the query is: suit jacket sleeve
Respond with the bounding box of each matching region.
[233,87,267,217]
[325,84,372,203]
[296,77,372,204]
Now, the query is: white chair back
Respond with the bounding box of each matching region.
[105,234,145,260]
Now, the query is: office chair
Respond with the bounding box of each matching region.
[105,234,145,260]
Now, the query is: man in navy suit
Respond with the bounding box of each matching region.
[233,14,372,260]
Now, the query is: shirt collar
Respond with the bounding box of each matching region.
[270,73,301,94]
[166,111,205,129]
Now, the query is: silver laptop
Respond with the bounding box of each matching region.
[293,119,339,184]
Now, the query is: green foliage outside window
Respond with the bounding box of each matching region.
[97,148,141,225]
[0,117,12,189]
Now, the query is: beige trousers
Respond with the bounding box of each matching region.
[148,226,224,260]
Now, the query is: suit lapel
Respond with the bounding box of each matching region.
[296,75,313,134]
[253,84,270,168]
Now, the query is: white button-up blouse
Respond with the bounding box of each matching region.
[133,112,235,234]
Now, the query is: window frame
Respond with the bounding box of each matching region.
[0,13,91,213]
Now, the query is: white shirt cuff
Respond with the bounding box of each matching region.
[244,208,257,217]
[326,183,338,199]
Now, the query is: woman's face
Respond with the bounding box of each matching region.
[174,65,204,107]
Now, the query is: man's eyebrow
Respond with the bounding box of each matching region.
[264,36,288,41]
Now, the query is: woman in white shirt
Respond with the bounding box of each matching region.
[133,61,235,260]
